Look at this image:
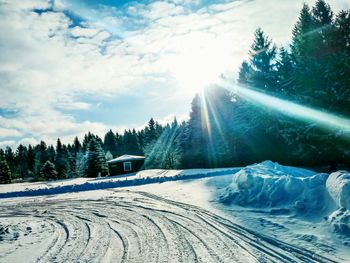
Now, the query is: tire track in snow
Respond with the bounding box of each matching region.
[0,190,340,263]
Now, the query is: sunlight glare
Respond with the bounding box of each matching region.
[163,32,230,95]
[227,83,350,132]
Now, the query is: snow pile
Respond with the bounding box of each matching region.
[326,171,350,238]
[219,161,332,214]
[327,208,350,239]
[326,171,350,210]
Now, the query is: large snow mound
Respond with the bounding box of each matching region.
[219,161,333,213]
[326,171,350,210]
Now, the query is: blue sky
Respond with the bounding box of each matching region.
[0,0,348,148]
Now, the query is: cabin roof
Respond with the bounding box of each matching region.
[107,154,145,164]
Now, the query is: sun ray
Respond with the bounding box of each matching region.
[223,83,350,133]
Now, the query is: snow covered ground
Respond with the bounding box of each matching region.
[0,168,239,198]
[0,162,349,262]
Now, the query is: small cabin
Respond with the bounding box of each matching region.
[107,154,145,176]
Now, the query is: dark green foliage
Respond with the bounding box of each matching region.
[144,119,183,169]
[122,129,142,155]
[276,48,295,95]
[237,0,350,169]
[85,138,108,178]
[0,153,11,184]
[55,139,70,179]
[27,145,35,173]
[103,130,117,156]
[73,136,82,153]
[238,61,251,84]
[15,144,28,179]
[247,28,277,92]
[40,161,58,180]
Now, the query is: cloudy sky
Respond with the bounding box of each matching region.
[0,0,348,148]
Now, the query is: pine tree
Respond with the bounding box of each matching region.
[27,145,35,174]
[182,94,207,168]
[248,28,277,92]
[312,0,333,26]
[103,130,117,156]
[276,47,295,96]
[291,3,319,102]
[85,138,107,178]
[0,154,11,184]
[15,144,28,179]
[73,136,82,153]
[55,139,70,179]
[292,4,315,59]
[238,61,251,84]
[5,146,15,177]
[34,141,49,175]
[330,10,350,115]
[40,161,58,180]
[145,118,157,144]
[47,145,56,162]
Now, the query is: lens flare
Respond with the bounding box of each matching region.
[228,84,350,132]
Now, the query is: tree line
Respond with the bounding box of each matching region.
[0,0,349,183]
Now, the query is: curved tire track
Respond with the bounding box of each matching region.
[0,190,339,263]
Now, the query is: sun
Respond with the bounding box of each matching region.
[160,32,228,96]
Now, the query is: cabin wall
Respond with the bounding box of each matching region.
[108,159,145,176]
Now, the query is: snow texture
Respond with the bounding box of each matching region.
[219,161,333,214]
[326,171,350,210]
[0,168,239,199]
[0,190,336,263]
[326,171,350,238]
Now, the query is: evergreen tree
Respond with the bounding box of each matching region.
[27,145,35,174]
[145,118,157,144]
[144,120,183,169]
[40,160,58,180]
[85,138,107,178]
[103,130,117,156]
[115,132,123,156]
[238,61,251,84]
[55,139,70,179]
[276,47,295,96]
[73,136,82,153]
[34,141,49,175]
[248,28,277,92]
[292,4,315,60]
[15,144,28,179]
[182,94,207,168]
[5,146,15,177]
[330,10,350,115]
[0,153,11,184]
[47,145,56,162]
[312,0,333,26]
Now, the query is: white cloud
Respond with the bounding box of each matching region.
[0,128,22,138]
[0,0,347,147]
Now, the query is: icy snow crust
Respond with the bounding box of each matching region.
[1,161,349,239]
[326,171,350,210]
[0,168,239,199]
[219,161,350,238]
[326,171,350,238]
[0,190,336,263]
[219,161,333,214]
[1,162,350,261]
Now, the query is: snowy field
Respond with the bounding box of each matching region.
[0,161,349,262]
